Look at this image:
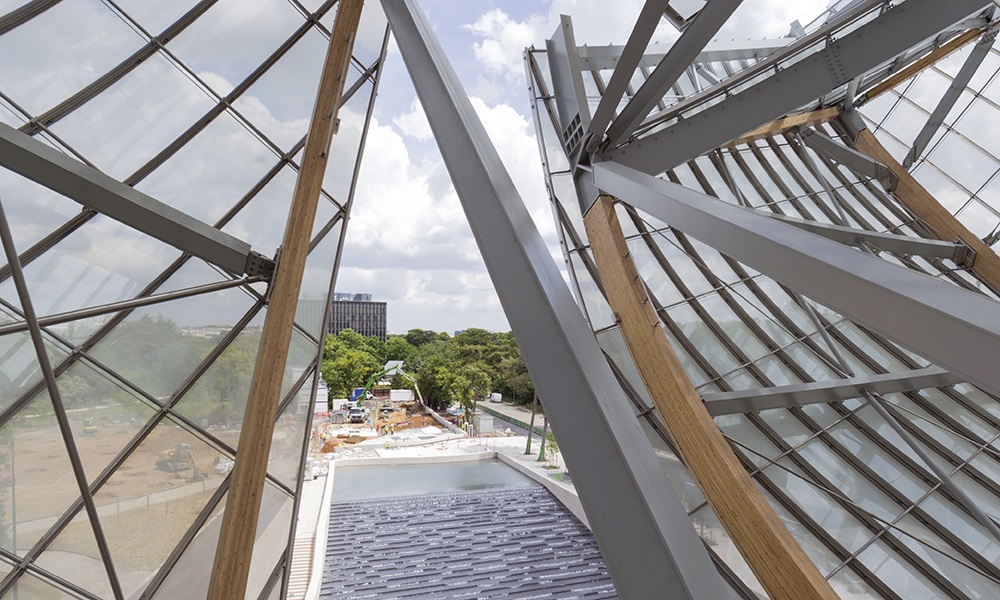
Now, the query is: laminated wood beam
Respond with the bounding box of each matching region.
[862,28,983,103]
[583,194,838,600]
[852,127,1000,292]
[724,107,839,147]
[206,1,365,598]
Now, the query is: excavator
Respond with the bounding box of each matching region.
[156,443,203,479]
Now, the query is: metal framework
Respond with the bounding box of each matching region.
[5,0,1000,598]
[0,1,387,598]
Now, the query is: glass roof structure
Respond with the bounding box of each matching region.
[4,0,1000,599]
[518,1,1000,598]
[0,1,387,598]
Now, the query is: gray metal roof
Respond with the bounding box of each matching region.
[320,486,618,599]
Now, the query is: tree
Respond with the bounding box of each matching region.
[385,335,415,362]
[321,348,380,399]
[405,328,439,347]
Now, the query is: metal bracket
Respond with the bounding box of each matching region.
[244,250,276,280]
[953,238,977,268]
[874,162,899,192]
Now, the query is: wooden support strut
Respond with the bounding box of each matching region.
[725,106,840,148]
[862,28,984,103]
[852,127,1000,292]
[583,194,838,600]
[206,1,365,599]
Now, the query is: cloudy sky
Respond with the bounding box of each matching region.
[334,0,831,334]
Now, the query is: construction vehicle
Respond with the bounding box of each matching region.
[156,443,202,478]
[81,416,98,436]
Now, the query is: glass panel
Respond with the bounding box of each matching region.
[568,251,614,330]
[796,437,903,523]
[231,27,328,151]
[827,566,883,600]
[689,504,766,597]
[55,359,157,484]
[268,377,311,489]
[87,278,255,399]
[762,457,875,553]
[855,537,948,600]
[0,1,145,115]
[5,214,181,317]
[596,326,653,408]
[5,567,88,599]
[0,328,69,415]
[667,302,743,376]
[0,167,82,255]
[112,0,203,34]
[93,415,227,599]
[221,165,297,253]
[167,0,306,97]
[716,413,781,469]
[172,310,264,440]
[628,236,684,308]
[35,508,115,600]
[151,482,292,599]
[134,110,278,225]
[925,133,996,195]
[2,392,81,554]
[50,53,216,179]
[321,81,375,206]
[294,220,342,338]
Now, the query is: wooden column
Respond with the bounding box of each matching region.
[207,1,365,598]
[583,195,838,600]
[725,107,840,147]
[853,128,1000,292]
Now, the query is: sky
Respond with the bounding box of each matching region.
[334,0,831,335]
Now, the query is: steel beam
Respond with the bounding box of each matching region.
[702,367,963,416]
[0,122,274,278]
[545,15,591,163]
[382,0,730,597]
[765,212,974,265]
[576,38,795,71]
[593,160,1000,397]
[603,0,991,174]
[799,127,899,191]
[603,0,742,149]
[904,27,998,168]
[586,0,672,149]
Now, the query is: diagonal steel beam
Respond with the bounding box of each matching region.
[765,211,974,265]
[702,366,963,416]
[382,0,730,597]
[799,127,899,191]
[0,122,274,278]
[904,27,999,168]
[603,0,992,174]
[593,160,1000,397]
[576,38,795,70]
[586,0,672,149]
[602,0,742,149]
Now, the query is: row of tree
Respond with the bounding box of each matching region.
[320,328,535,412]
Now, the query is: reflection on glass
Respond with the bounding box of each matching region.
[36,507,114,599]
[293,220,342,338]
[87,281,255,400]
[51,53,215,180]
[231,27,329,152]
[135,110,278,225]
[55,359,157,484]
[0,1,145,116]
[1,393,81,555]
[0,329,69,415]
[92,415,227,599]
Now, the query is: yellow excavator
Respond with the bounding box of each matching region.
[156,443,203,479]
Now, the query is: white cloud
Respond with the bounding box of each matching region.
[463,9,548,81]
[392,97,433,141]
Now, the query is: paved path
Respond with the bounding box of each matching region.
[478,401,546,431]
